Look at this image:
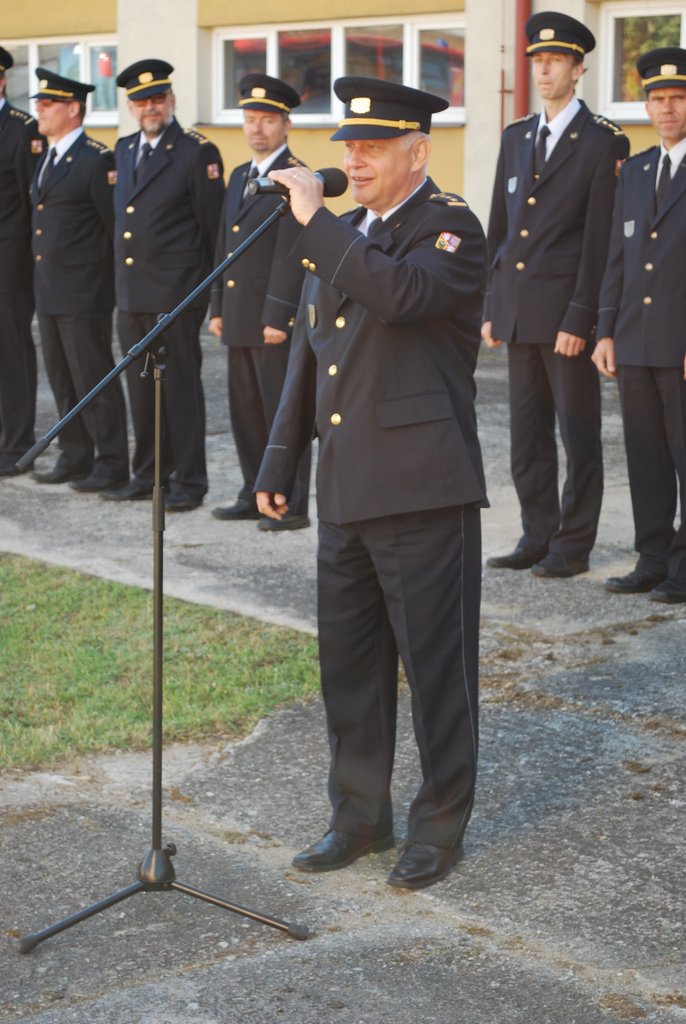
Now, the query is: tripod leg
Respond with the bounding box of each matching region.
[171,880,311,940]
[18,880,146,954]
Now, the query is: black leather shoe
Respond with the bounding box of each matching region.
[387,842,464,890]
[0,457,31,478]
[69,470,129,493]
[292,830,395,873]
[257,513,311,532]
[211,500,260,521]
[531,552,589,578]
[32,463,90,484]
[487,546,547,570]
[605,568,666,594]
[165,492,203,512]
[101,479,153,501]
[649,579,686,604]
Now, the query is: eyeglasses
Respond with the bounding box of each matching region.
[131,93,169,108]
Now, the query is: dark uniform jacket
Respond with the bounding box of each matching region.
[209,147,306,345]
[113,118,224,312]
[32,133,115,314]
[597,146,686,368]
[484,101,629,344]
[255,179,488,525]
[0,101,45,293]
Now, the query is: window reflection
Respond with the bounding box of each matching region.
[278,29,331,113]
[613,15,681,101]
[420,29,465,107]
[223,38,267,109]
[345,26,403,82]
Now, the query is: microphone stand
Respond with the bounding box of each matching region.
[16,196,311,954]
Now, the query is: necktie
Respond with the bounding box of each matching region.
[534,124,551,179]
[367,216,385,238]
[134,142,153,184]
[40,147,57,193]
[655,153,671,211]
[242,165,260,204]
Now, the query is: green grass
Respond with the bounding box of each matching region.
[0,553,320,771]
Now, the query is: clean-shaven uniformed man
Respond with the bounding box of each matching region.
[483,12,629,578]
[30,68,128,492]
[209,74,311,531]
[256,77,488,891]
[0,46,45,477]
[593,48,686,605]
[105,59,224,512]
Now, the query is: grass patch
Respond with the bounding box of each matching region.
[0,553,320,771]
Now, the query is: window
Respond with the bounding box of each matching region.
[213,16,466,125]
[3,36,118,125]
[600,3,686,121]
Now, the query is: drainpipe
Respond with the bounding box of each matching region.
[514,0,531,118]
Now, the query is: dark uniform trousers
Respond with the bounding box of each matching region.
[229,345,310,515]
[508,341,602,558]
[38,312,128,473]
[317,504,481,849]
[117,308,207,497]
[617,366,686,584]
[1,291,36,459]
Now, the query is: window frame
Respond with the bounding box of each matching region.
[599,1,686,122]
[212,14,466,127]
[6,34,119,127]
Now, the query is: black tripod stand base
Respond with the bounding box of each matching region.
[18,844,311,953]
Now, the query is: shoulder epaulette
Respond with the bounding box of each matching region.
[507,112,537,129]
[429,191,468,208]
[626,145,657,162]
[287,156,306,168]
[184,128,209,145]
[592,114,626,137]
[9,108,35,126]
[86,138,109,153]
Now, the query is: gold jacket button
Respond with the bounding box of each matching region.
[643,296,652,305]
[232,224,240,233]
[527,196,536,206]
[331,412,341,425]
[35,228,42,236]
[301,258,310,268]
[123,231,132,240]
[288,317,296,328]
[126,205,135,214]
[645,262,654,271]
[650,231,658,239]
[226,279,235,288]
[36,203,44,212]
[520,229,529,238]
[125,257,134,266]
[328,364,338,376]
[335,316,346,328]
[309,262,317,272]
[516,261,525,270]
[35,254,42,262]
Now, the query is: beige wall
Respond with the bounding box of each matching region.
[199,0,464,28]
[3,0,115,37]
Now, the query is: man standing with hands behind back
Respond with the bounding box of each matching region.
[257,78,487,890]
[105,60,224,512]
[593,49,686,604]
[483,13,629,578]
[209,74,311,531]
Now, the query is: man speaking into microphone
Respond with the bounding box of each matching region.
[256,77,488,890]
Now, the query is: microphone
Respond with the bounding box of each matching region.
[248,167,349,198]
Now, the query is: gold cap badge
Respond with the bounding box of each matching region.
[540,28,556,41]
[139,71,154,84]
[251,87,267,98]
[351,97,372,114]
[661,64,678,75]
